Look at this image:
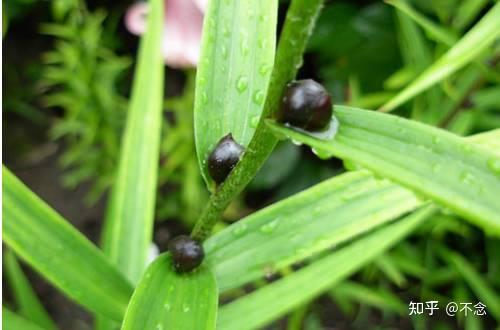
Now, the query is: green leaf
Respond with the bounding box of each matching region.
[206,170,422,292]
[101,0,164,284]
[332,281,406,313]
[469,129,500,156]
[121,254,218,330]
[267,106,500,235]
[2,307,45,330]
[387,0,458,46]
[439,248,500,321]
[2,167,133,321]
[194,0,278,187]
[217,205,435,330]
[380,2,500,112]
[4,250,56,330]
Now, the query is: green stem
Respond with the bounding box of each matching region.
[191,0,325,241]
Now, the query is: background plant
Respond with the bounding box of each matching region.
[3,0,500,329]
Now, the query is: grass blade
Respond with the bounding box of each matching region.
[2,167,133,321]
[267,106,500,235]
[206,170,422,292]
[439,248,500,321]
[121,254,218,330]
[101,0,164,284]
[3,307,46,330]
[380,2,500,112]
[217,206,435,330]
[194,0,278,187]
[4,250,56,330]
[387,0,457,46]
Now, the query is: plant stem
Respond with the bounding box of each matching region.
[191,0,325,241]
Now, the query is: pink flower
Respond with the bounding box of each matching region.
[125,0,207,68]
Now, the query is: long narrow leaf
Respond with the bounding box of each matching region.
[2,167,133,321]
[194,0,278,187]
[267,106,500,235]
[101,0,164,284]
[217,206,436,330]
[440,248,500,321]
[3,307,46,330]
[4,250,56,330]
[205,170,422,292]
[380,2,500,112]
[121,254,218,330]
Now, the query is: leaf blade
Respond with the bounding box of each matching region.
[4,250,56,330]
[101,0,164,284]
[3,307,46,330]
[217,206,435,330]
[206,170,422,292]
[121,254,218,330]
[2,167,133,321]
[267,106,500,235]
[194,0,278,187]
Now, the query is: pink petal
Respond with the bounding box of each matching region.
[194,0,208,12]
[124,2,148,36]
[163,0,204,68]
[124,0,204,68]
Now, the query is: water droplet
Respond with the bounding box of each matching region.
[221,45,228,59]
[291,139,302,146]
[262,265,274,279]
[259,64,271,76]
[250,116,260,128]
[432,136,441,145]
[460,171,475,185]
[311,148,333,160]
[156,324,164,330]
[163,303,171,311]
[240,36,249,56]
[182,303,191,313]
[253,90,265,105]
[431,163,441,173]
[232,223,248,236]
[461,144,472,153]
[312,206,323,216]
[260,219,279,234]
[487,158,500,176]
[200,92,208,105]
[236,76,248,93]
[285,116,340,142]
[295,57,304,69]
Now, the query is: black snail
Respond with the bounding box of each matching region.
[207,133,245,184]
[278,79,332,131]
[168,235,205,273]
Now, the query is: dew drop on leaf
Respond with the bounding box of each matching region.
[487,158,500,176]
[156,324,164,330]
[259,64,271,76]
[232,223,248,236]
[286,116,339,142]
[163,303,171,311]
[460,171,475,185]
[259,219,279,234]
[250,116,260,128]
[253,90,265,105]
[236,76,248,93]
[311,148,333,160]
[182,303,191,313]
